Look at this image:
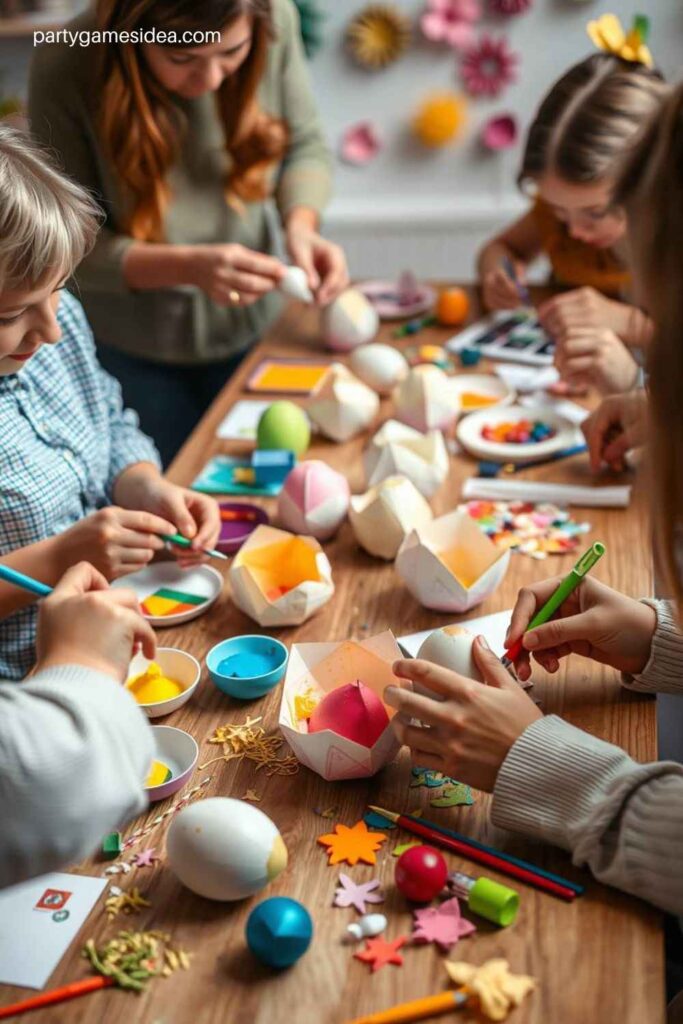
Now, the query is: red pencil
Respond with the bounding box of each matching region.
[370,806,578,902]
[0,976,114,1020]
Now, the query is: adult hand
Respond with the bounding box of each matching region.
[384,638,542,792]
[189,243,284,306]
[538,287,631,342]
[35,562,156,682]
[58,506,176,579]
[481,260,526,311]
[505,575,657,682]
[286,224,349,306]
[582,390,648,472]
[553,327,639,394]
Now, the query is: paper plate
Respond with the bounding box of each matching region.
[450,373,515,415]
[359,280,436,320]
[112,563,223,627]
[218,502,269,554]
[456,405,580,465]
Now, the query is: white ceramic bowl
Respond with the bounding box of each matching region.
[146,726,199,803]
[450,373,515,415]
[126,648,201,719]
[455,404,581,465]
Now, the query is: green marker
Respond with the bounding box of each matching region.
[160,532,228,561]
[502,541,605,666]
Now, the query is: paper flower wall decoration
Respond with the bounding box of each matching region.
[292,0,325,58]
[461,35,519,98]
[444,958,535,1021]
[346,4,412,70]
[488,0,532,15]
[318,820,388,866]
[587,14,652,67]
[412,92,467,148]
[421,0,481,51]
[340,121,384,166]
[413,897,476,951]
[481,113,518,151]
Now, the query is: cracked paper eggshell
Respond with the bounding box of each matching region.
[278,460,350,540]
[349,475,433,560]
[322,288,379,352]
[229,524,334,627]
[395,510,509,612]
[394,365,460,433]
[350,343,409,395]
[279,632,402,781]
[307,363,380,442]
[363,419,449,498]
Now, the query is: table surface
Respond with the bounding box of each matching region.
[0,290,664,1024]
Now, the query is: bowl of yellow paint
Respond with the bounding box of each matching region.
[126,648,201,719]
[146,726,199,803]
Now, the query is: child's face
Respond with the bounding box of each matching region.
[143,16,253,99]
[537,172,627,249]
[0,273,63,377]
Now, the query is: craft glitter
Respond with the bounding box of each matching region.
[458,499,590,559]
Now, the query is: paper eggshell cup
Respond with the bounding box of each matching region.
[279,632,403,781]
[146,726,199,803]
[307,363,380,443]
[349,475,433,560]
[395,510,509,612]
[363,420,449,498]
[126,648,202,719]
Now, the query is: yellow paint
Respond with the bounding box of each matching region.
[294,688,319,721]
[266,833,288,881]
[126,662,183,705]
[437,545,482,589]
[460,391,500,410]
[145,759,173,787]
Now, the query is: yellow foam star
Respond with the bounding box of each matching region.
[317,820,387,866]
[445,958,535,1022]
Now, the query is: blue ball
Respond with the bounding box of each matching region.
[246,897,313,969]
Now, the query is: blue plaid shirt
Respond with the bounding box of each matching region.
[0,290,160,679]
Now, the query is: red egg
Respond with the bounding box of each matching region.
[395,844,448,902]
[307,680,390,748]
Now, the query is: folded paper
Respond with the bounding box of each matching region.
[322,289,379,352]
[350,475,433,560]
[229,524,334,627]
[395,510,509,612]
[364,419,449,498]
[307,363,380,442]
[394,365,460,433]
[278,460,350,540]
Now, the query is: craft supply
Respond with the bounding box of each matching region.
[278,459,350,540]
[318,820,388,867]
[322,288,379,351]
[399,610,512,664]
[119,777,212,855]
[365,810,397,830]
[200,715,299,776]
[394,365,460,433]
[405,343,453,371]
[478,443,588,478]
[102,832,123,860]
[146,727,198,803]
[334,874,385,914]
[114,563,222,627]
[340,120,384,166]
[350,343,409,394]
[346,4,411,69]
[145,759,173,788]
[127,662,183,705]
[234,449,296,487]
[0,564,52,598]
[104,886,151,919]
[364,419,449,499]
[481,418,556,444]
[0,977,115,1021]
[294,688,319,721]
[412,93,466,147]
[501,255,531,306]
[462,476,632,508]
[447,871,519,927]
[447,310,554,367]
[308,363,379,442]
[279,264,314,303]
[345,914,388,942]
[430,785,474,808]
[354,935,406,973]
[193,454,286,496]
[216,399,271,441]
[160,532,228,561]
[83,929,191,991]
[371,807,583,900]
[392,315,436,339]
[412,896,476,951]
[436,287,469,327]
[167,798,287,901]
[206,634,289,699]
[458,498,591,559]
[246,897,313,968]
[256,400,310,455]
[350,475,433,561]
[132,848,158,869]
[247,358,331,396]
[421,0,479,49]
[502,541,605,666]
[444,959,535,1022]
[309,681,390,747]
[141,587,208,618]
[216,501,269,555]
[395,845,449,902]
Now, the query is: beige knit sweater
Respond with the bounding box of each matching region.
[492,597,683,915]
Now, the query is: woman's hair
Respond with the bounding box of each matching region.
[519,53,667,190]
[95,0,287,242]
[0,125,99,291]
[615,83,683,618]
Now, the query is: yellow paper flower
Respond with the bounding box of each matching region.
[346,4,412,70]
[587,13,653,67]
[413,92,467,148]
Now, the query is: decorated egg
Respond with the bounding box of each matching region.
[395,844,448,902]
[322,288,379,352]
[417,626,484,683]
[350,343,409,396]
[167,798,287,901]
[278,460,350,540]
[257,401,310,456]
[308,680,390,748]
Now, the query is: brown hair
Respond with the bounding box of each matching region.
[519,53,666,190]
[615,84,683,616]
[95,0,287,242]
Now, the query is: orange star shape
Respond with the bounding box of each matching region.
[317,820,387,866]
[354,935,406,972]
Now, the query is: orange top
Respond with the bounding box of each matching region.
[532,198,631,297]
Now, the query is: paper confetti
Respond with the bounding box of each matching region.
[318,821,388,866]
[334,874,385,914]
[430,784,475,808]
[314,806,338,819]
[364,810,397,830]
[412,897,476,952]
[104,887,152,920]
[83,930,192,992]
[458,499,591,560]
[354,935,406,973]
[200,717,298,776]
[132,848,158,869]
[243,789,261,802]
[411,767,460,789]
[392,841,421,858]
[444,959,535,1021]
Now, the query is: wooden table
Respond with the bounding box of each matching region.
[1,290,664,1023]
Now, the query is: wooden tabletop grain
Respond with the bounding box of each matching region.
[0,290,664,1024]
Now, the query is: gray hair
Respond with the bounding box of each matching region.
[0,125,99,291]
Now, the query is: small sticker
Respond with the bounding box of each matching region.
[35,888,72,912]
[52,910,70,923]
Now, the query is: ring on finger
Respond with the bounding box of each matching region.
[228,289,241,305]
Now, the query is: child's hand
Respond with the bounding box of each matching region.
[582,390,648,472]
[35,561,156,682]
[538,287,630,342]
[59,507,176,579]
[384,638,542,792]
[553,327,639,394]
[482,263,526,311]
[506,575,657,682]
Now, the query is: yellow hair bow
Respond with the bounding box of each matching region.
[587,13,653,68]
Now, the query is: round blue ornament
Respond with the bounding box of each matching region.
[246,897,313,969]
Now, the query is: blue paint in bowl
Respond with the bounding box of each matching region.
[206,635,289,699]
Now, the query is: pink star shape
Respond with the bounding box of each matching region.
[412,897,476,952]
[334,873,385,914]
[133,847,158,869]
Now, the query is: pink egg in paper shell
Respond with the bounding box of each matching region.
[308,681,390,748]
[481,114,518,151]
[278,460,350,540]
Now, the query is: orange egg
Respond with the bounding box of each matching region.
[436,287,470,327]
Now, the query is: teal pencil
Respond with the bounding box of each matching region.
[0,565,53,598]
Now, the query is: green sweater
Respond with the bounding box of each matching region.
[28,0,332,364]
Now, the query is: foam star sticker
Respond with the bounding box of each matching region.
[317,820,387,866]
[334,873,385,914]
[354,935,406,972]
[444,958,535,1021]
[132,848,158,869]
[412,897,476,952]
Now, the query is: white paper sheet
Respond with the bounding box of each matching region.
[215,400,271,441]
[494,363,559,393]
[0,872,107,989]
[519,392,589,425]
[398,609,512,659]
[462,477,631,508]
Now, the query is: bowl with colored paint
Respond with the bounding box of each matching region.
[450,373,515,414]
[206,635,289,699]
[126,648,202,719]
[146,726,199,803]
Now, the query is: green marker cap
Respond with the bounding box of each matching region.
[469,877,520,927]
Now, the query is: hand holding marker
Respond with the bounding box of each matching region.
[501,255,531,306]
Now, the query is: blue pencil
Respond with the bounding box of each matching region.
[0,565,53,598]
[479,443,589,477]
[502,255,532,306]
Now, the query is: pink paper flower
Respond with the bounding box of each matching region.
[421,0,482,52]
[489,0,532,15]
[340,121,383,166]
[461,35,519,98]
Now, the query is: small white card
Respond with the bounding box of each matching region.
[0,872,107,989]
[215,400,271,441]
[398,609,512,660]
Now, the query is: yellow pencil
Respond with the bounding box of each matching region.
[343,988,469,1024]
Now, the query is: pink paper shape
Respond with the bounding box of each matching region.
[461,35,518,98]
[340,122,383,166]
[133,847,158,868]
[412,896,476,951]
[489,0,532,14]
[334,873,386,914]
[481,113,518,150]
[309,681,390,747]
[421,0,481,50]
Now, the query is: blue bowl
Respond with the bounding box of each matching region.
[206,635,289,699]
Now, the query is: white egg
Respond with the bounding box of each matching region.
[167,798,287,901]
[280,265,314,303]
[416,626,483,701]
[350,343,409,395]
[322,288,379,352]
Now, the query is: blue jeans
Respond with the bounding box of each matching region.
[96,343,247,468]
